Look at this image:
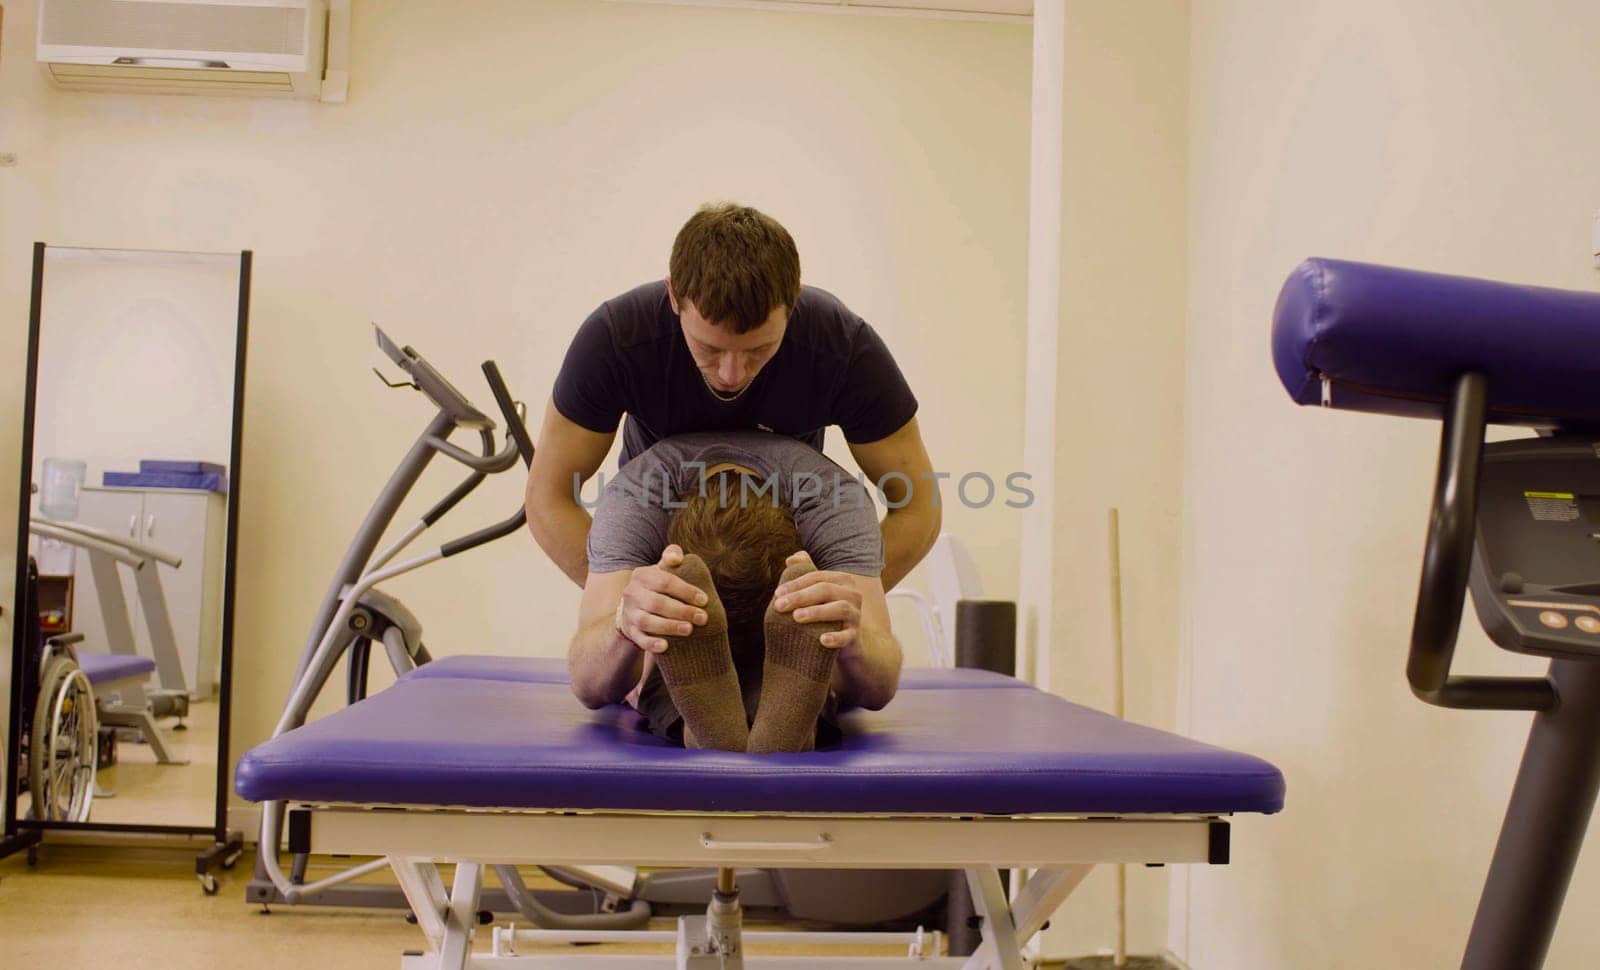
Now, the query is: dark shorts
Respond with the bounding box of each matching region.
[633,624,843,750]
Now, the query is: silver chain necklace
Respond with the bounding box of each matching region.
[700,370,753,402]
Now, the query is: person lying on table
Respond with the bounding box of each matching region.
[567,430,902,753]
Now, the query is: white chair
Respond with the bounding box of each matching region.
[887,533,984,668]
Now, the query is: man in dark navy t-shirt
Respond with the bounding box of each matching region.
[551,279,918,470]
[526,204,939,705]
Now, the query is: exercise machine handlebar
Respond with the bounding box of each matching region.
[420,430,493,528]
[437,360,534,560]
[1409,371,1555,711]
[482,360,535,468]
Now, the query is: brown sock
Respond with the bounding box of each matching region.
[748,562,842,754]
[656,554,748,752]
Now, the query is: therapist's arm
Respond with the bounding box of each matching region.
[847,417,941,591]
[567,546,711,708]
[833,575,901,710]
[526,399,615,588]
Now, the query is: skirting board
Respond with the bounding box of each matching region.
[229,804,263,841]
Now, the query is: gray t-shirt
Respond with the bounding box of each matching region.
[586,431,883,576]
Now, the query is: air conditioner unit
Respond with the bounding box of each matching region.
[37,0,342,100]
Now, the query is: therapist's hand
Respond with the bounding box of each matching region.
[771,550,862,650]
[618,544,710,654]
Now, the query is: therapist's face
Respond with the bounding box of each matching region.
[670,283,787,396]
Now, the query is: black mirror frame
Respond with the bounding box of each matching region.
[1,243,250,885]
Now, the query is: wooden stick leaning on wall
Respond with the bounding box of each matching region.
[1109,507,1128,968]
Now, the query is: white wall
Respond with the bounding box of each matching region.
[31,249,238,487]
[1179,1,1600,966]
[1015,1,1192,961]
[0,2,1030,811]
[1039,1,1190,959]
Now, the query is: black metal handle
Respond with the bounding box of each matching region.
[419,430,492,527]
[440,510,526,558]
[1409,371,1555,711]
[481,360,535,468]
[436,361,534,559]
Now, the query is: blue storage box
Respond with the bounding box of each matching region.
[139,460,226,476]
[103,470,228,494]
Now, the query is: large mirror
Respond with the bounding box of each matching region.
[4,243,248,884]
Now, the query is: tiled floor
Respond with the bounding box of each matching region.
[0,846,930,969]
[91,698,220,827]
[2,844,422,970]
[11,696,218,829]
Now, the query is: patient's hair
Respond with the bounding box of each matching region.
[667,471,802,631]
[669,203,801,333]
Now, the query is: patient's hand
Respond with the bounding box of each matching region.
[770,551,862,650]
[618,544,711,653]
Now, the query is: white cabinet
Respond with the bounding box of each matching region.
[72,486,227,698]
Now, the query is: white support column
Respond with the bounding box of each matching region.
[132,566,187,693]
[439,863,485,970]
[390,856,450,952]
[961,868,1026,970]
[97,707,184,765]
[86,549,139,660]
[1018,0,1066,692]
[1010,865,1095,941]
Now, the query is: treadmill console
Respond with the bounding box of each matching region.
[373,324,493,431]
[1471,436,1600,660]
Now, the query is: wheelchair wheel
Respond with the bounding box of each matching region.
[29,655,98,823]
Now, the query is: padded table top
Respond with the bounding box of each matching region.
[1273,257,1600,428]
[399,654,1027,691]
[237,677,1285,816]
[76,651,156,686]
[398,654,568,683]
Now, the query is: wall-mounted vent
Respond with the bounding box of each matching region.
[37,0,340,100]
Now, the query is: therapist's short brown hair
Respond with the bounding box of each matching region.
[669,203,801,333]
